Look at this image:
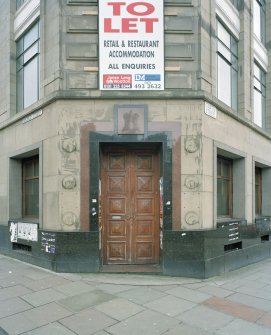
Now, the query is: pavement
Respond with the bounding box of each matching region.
[0,255,271,335]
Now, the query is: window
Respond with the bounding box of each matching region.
[16,21,40,113]
[254,0,266,44]
[253,62,266,128]
[217,156,233,217]
[217,21,238,111]
[22,156,39,218]
[255,167,262,216]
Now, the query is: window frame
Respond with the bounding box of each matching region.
[16,21,40,113]
[22,155,39,219]
[253,62,266,128]
[253,0,266,44]
[216,19,238,111]
[217,156,233,218]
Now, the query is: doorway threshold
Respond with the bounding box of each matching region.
[100,264,162,274]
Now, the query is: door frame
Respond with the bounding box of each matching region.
[83,127,176,270]
[100,143,161,265]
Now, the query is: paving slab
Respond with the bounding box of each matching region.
[21,322,76,335]
[0,285,32,301]
[95,298,144,320]
[227,292,271,312]
[150,284,179,292]
[216,319,271,335]
[144,295,195,317]
[117,286,165,304]
[176,305,234,332]
[183,282,209,290]
[22,275,72,291]
[166,286,211,303]
[55,281,96,296]
[0,297,32,318]
[22,268,52,281]
[95,283,134,294]
[21,288,67,307]
[0,302,72,335]
[106,309,179,335]
[162,323,214,335]
[257,312,271,328]
[235,286,271,300]
[0,274,35,288]
[58,289,116,312]
[203,296,265,322]
[197,284,233,298]
[59,308,116,335]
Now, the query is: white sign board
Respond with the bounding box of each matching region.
[10,222,38,242]
[17,222,38,241]
[99,0,164,90]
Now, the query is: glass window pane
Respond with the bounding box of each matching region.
[217,179,229,216]
[217,159,221,176]
[254,89,263,127]
[254,0,265,42]
[217,22,231,48]
[218,56,231,107]
[254,63,261,80]
[24,42,39,64]
[24,23,39,50]
[25,161,33,178]
[24,57,38,108]
[222,162,229,178]
[25,179,39,217]
[231,68,238,111]
[254,78,261,91]
[34,160,39,176]
[217,42,231,62]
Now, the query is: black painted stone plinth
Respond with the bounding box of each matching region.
[1,218,271,278]
[0,224,99,273]
[162,219,271,278]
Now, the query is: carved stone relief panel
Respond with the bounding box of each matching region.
[62,175,77,190]
[185,136,199,153]
[184,176,200,190]
[185,211,199,225]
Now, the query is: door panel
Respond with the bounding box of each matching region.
[102,146,160,265]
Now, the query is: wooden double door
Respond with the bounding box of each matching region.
[101,145,160,265]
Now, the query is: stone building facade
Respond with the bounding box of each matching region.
[0,0,271,277]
